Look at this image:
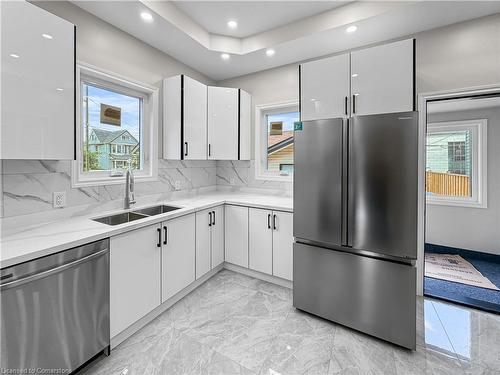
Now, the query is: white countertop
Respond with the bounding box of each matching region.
[0,192,293,268]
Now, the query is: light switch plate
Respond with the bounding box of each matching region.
[53,191,66,208]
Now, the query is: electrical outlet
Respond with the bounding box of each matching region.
[230,177,235,186]
[174,180,181,191]
[53,191,66,208]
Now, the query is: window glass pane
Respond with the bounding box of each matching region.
[426,130,472,197]
[81,82,142,172]
[266,111,299,174]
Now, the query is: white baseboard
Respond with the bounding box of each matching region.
[223,262,293,289]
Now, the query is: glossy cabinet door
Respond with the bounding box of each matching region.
[300,53,350,121]
[272,211,293,281]
[208,86,239,160]
[225,205,249,267]
[211,206,225,268]
[162,214,196,302]
[195,209,212,279]
[249,208,273,275]
[110,224,161,337]
[1,1,75,159]
[183,76,207,159]
[239,90,251,160]
[351,39,414,116]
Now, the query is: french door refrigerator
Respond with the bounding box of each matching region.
[293,111,418,349]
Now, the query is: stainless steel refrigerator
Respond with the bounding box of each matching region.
[293,111,418,350]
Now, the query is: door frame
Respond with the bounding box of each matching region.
[416,83,500,295]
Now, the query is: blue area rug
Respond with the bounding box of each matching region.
[424,243,500,310]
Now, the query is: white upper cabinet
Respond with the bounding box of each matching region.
[163,75,207,160]
[239,90,251,160]
[1,1,75,160]
[351,39,415,116]
[208,86,239,160]
[300,53,350,121]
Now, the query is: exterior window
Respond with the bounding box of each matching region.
[426,119,487,207]
[255,101,299,181]
[73,65,158,187]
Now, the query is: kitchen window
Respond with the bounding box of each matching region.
[72,65,158,187]
[426,119,487,208]
[255,101,299,181]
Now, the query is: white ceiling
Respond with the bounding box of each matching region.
[72,1,500,81]
[172,1,350,38]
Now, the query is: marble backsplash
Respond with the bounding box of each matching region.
[0,159,292,220]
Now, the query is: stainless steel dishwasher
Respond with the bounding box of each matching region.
[0,239,110,373]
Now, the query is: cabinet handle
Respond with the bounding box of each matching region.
[157,228,161,248]
[273,214,277,230]
[352,95,356,114]
[163,226,167,245]
[267,214,271,229]
[344,96,348,116]
[184,142,188,156]
[212,210,216,226]
[208,144,211,157]
[209,211,212,227]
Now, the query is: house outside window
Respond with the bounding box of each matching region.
[255,101,299,181]
[72,64,158,187]
[426,119,487,208]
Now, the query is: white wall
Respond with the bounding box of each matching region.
[426,106,500,255]
[216,13,500,191]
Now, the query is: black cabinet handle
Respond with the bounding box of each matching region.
[273,214,277,230]
[208,144,211,157]
[212,210,216,226]
[209,211,212,227]
[157,228,161,248]
[344,96,348,116]
[163,226,167,245]
[184,142,188,156]
[352,95,356,114]
[267,214,271,229]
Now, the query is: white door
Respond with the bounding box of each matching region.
[110,224,161,337]
[162,214,196,302]
[272,211,294,281]
[239,90,251,160]
[1,1,74,159]
[351,39,414,116]
[183,76,207,159]
[211,205,225,268]
[208,86,238,160]
[300,53,350,121]
[249,208,273,275]
[195,209,212,279]
[225,205,249,267]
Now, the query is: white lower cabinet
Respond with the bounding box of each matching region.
[249,208,273,274]
[195,206,224,279]
[162,214,196,302]
[248,208,294,281]
[272,211,294,281]
[225,205,249,267]
[110,224,161,337]
[211,206,225,268]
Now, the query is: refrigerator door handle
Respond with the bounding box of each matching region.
[341,119,349,246]
[347,118,354,247]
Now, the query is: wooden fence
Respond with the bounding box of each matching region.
[426,171,470,197]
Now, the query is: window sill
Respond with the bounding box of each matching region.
[426,197,487,209]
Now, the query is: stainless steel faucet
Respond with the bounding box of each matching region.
[124,170,136,209]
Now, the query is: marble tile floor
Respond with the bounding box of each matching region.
[81,270,500,375]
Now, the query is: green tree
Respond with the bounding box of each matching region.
[83,148,101,171]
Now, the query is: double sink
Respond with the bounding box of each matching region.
[93,205,181,226]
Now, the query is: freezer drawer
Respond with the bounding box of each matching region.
[293,242,416,349]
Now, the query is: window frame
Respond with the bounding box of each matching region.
[426,119,487,208]
[72,64,158,187]
[254,101,298,182]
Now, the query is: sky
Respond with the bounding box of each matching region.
[82,83,141,140]
[267,111,300,132]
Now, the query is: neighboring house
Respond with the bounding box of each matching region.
[87,128,139,170]
[268,131,294,173]
[426,131,471,176]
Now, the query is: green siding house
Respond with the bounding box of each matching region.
[88,128,139,170]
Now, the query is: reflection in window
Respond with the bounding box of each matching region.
[266,111,299,174]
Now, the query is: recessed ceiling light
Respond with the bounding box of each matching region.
[56,88,64,91]
[227,20,238,29]
[42,33,53,39]
[9,53,20,58]
[266,49,275,57]
[346,25,357,33]
[351,73,358,78]
[140,12,153,22]
[221,53,230,60]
